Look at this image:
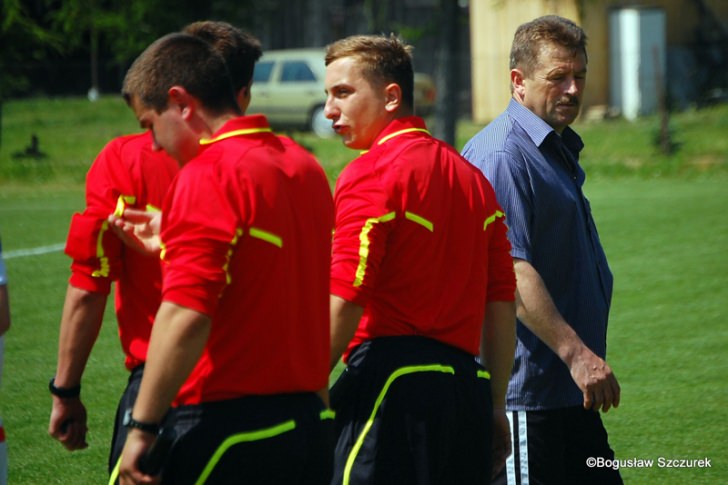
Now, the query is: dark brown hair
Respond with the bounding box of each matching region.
[122,33,239,115]
[510,15,588,77]
[183,21,262,93]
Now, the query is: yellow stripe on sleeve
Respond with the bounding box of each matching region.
[353,212,396,287]
[249,227,283,248]
[91,220,110,277]
[404,211,434,232]
[483,210,505,231]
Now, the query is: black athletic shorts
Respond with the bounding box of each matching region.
[160,392,333,485]
[109,364,145,477]
[492,406,623,485]
[330,335,493,485]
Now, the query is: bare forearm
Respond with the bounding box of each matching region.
[54,285,107,387]
[329,295,363,370]
[480,300,516,407]
[514,259,620,410]
[132,302,210,424]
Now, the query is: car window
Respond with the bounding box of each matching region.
[253,61,274,83]
[280,61,317,83]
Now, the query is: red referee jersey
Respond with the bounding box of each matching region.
[159,115,334,406]
[64,131,179,370]
[331,117,515,360]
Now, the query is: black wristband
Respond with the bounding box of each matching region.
[48,378,81,399]
[123,410,160,435]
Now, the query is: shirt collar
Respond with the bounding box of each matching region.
[506,98,583,154]
[371,116,430,148]
[199,114,273,146]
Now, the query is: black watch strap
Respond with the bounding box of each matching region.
[48,378,81,399]
[123,409,160,435]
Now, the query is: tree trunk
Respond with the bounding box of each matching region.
[433,0,460,147]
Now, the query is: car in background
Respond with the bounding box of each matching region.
[248,48,436,138]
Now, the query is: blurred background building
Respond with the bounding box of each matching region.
[470,0,728,122]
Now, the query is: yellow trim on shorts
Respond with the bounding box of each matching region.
[108,457,121,485]
[343,364,455,485]
[108,409,333,485]
[194,419,297,485]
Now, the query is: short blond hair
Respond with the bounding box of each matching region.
[325,34,415,109]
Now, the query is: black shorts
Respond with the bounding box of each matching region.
[330,336,493,485]
[109,364,145,477]
[493,406,623,485]
[161,392,333,485]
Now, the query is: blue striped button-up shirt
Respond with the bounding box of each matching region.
[462,99,613,410]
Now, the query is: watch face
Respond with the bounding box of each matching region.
[122,409,160,435]
[122,408,133,426]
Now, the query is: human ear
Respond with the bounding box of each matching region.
[237,81,252,114]
[384,83,402,113]
[511,68,526,99]
[167,86,194,118]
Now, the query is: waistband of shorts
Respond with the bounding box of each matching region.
[348,335,482,375]
[172,392,324,420]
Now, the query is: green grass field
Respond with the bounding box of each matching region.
[1,97,727,483]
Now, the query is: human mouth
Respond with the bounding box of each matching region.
[557,96,579,109]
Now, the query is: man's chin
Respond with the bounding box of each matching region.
[342,136,363,150]
[552,111,579,128]
[556,104,580,118]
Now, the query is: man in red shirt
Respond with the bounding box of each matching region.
[49,21,294,484]
[324,34,517,484]
[47,123,179,470]
[116,33,334,485]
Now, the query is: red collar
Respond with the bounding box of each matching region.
[199,115,273,146]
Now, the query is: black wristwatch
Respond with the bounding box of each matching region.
[48,378,81,399]
[123,409,160,435]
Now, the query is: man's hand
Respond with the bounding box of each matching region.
[119,429,159,485]
[491,408,512,478]
[569,347,621,412]
[48,397,89,451]
[108,208,162,256]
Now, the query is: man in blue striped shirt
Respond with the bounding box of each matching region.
[462,15,622,485]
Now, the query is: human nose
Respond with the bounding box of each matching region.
[564,77,581,95]
[324,95,338,120]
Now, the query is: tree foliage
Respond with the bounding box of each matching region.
[49,0,212,64]
[0,0,61,99]
[0,0,467,147]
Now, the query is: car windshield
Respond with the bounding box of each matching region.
[280,61,317,82]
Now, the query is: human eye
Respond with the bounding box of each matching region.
[548,74,565,84]
[333,86,351,98]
